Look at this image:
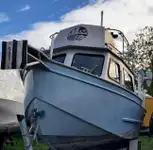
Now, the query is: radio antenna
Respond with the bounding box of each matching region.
[101,11,103,26]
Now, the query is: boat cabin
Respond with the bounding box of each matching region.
[50,24,135,93]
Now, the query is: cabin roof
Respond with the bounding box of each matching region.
[53,24,106,50]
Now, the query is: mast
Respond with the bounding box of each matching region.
[101,11,103,26]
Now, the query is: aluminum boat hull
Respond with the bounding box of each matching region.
[24,61,145,148]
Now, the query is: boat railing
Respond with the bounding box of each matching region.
[47,26,131,68]
[105,28,130,62]
[36,47,51,60]
[49,32,59,59]
[105,42,124,56]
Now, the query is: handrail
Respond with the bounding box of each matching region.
[21,52,52,81]
[49,32,59,59]
[105,28,130,46]
[105,42,130,64]
[48,27,129,60]
[106,43,123,55]
[105,28,130,58]
[37,48,51,61]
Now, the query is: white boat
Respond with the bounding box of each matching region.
[0,69,24,134]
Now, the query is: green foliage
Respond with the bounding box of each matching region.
[124,26,153,96]
[125,26,153,71]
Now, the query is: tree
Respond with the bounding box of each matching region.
[124,26,153,96]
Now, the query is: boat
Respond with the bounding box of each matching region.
[0,19,147,149]
[23,24,145,148]
[0,69,24,134]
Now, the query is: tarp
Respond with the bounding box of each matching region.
[0,69,24,102]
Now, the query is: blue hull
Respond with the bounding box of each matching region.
[24,61,145,146]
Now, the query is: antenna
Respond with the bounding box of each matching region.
[101,11,103,26]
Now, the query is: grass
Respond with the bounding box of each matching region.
[139,136,153,150]
[4,136,48,150]
[4,136,153,150]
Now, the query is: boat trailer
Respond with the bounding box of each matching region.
[16,114,141,150]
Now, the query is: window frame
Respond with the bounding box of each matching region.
[71,53,105,77]
[52,53,66,64]
[108,58,121,83]
[123,68,134,92]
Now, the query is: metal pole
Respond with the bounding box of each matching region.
[123,35,124,57]
[49,33,58,59]
[17,114,33,150]
[129,139,140,150]
[49,35,54,59]
[101,11,103,26]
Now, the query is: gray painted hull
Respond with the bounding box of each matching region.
[24,61,145,147]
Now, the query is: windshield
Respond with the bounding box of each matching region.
[71,53,104,76]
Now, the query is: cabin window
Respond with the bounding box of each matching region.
[123,69,134,91]
[52,54,66,63]
[71,54,104,76]
[108,60,120,82]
